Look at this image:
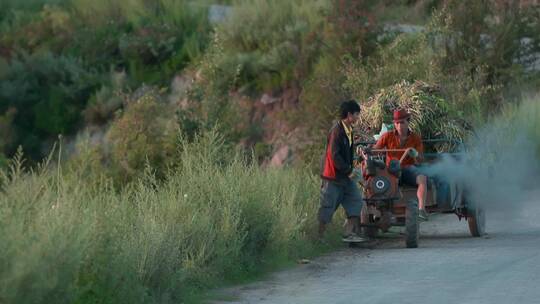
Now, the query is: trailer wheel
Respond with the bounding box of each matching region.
[405,199,419,248]
[468,206,486,237]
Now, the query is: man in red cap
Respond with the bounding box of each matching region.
[373,108,429,221]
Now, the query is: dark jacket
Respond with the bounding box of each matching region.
[320,121,354,181]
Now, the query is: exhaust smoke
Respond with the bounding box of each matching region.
[423,98,540,227]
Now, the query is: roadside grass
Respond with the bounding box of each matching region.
[3,97,536,304]
[474,95,540,159]
[0,131,344,304]
[503,96,540,155]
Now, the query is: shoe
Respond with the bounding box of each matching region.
[418,209,429,222]
[342,233,368,243]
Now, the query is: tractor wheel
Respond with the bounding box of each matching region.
[361,204,377,238]
[405,199,419,248]
[468,206,486,237]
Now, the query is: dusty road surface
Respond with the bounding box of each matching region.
[214,195,540,304]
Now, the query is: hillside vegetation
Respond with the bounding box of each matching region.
[1,0,539,303]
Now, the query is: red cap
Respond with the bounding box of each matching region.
[393,108,411,122]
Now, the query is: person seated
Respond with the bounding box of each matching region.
[372,108,429,221]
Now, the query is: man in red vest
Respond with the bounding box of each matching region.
[319,100,366,242]
[373,108,429,221]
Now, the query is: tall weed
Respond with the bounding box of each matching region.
[0,130,327,303]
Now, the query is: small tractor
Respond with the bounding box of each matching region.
[356,140,485,248]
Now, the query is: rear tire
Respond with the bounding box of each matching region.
[405,199,419,248]
[468,206,486,237]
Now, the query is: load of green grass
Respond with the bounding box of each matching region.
[357,80,471,150]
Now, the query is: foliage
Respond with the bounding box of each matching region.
[0,0,212,161]
[205,0,329,94]
[489,95,540,159]
[0,131,329,304]
[82,71,127,126]
[426,0,540,116]
[105,87,178,183]
[1,1,540,303]
[357,80,470,150]
[0,52,101,158]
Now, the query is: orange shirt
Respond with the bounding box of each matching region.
[375,130,423,168]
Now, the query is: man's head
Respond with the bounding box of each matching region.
[393,108,411,136]
[339,100,361,126]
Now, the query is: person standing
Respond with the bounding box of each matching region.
[318,100,366,242]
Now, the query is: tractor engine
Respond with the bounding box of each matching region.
[363,158,400,201]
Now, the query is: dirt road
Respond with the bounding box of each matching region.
[215,196,540,304]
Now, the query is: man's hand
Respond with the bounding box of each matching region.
[406,147,418,158]
[356,146,372,159]
[364,146,373,155]
[400,147,419,164]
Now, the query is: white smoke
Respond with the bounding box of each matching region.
[423,98,540,218]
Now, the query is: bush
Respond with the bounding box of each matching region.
[199,0,330,95]
[82,70,127,126]
[67,0,211,83]
[0,107,16,155]
[0,52,101,158]
[426,1,540,116]
[0,0,212,162]
[0,130,326,304]
[491,96,540,159]
[105,87,178,183]
[343,33,442,102]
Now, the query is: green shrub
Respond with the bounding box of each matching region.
[426,1,540,116]
[0,131,327,303]
[0,0,67,24]
[0,107,16,155]
[105,88,177,183]
[491,96,540,159]
[200,0,330,95]
[343,33,442,102]
[66,0,211,82]
[0,0,212,163]
[0,52,101,158]
[82,70,127,126]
